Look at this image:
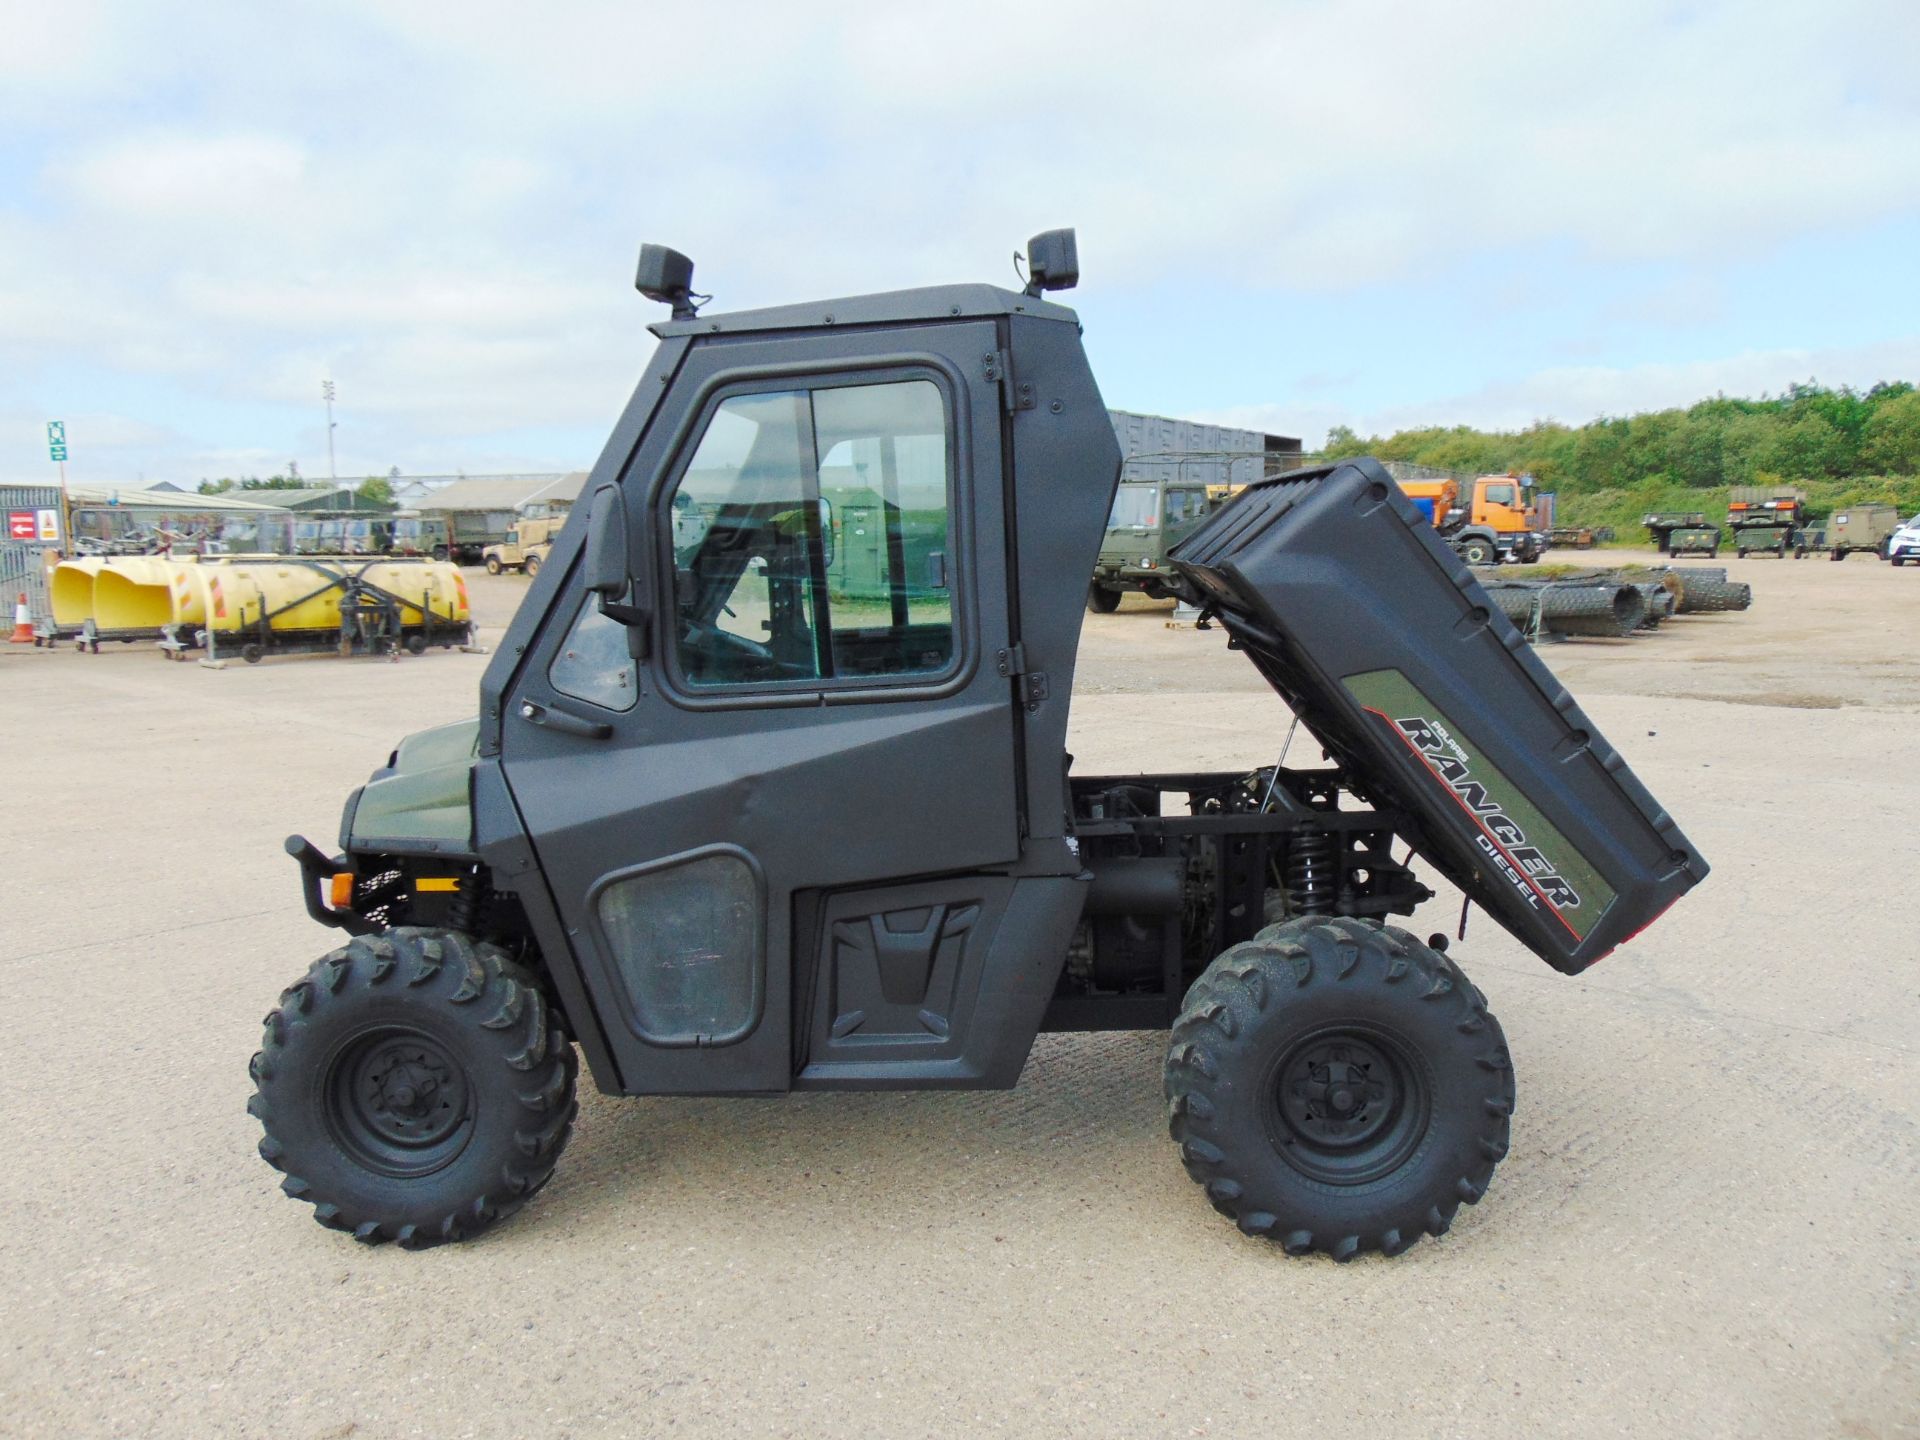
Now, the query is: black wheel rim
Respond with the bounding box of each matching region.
[324,1026,474,1178]
[1263,1024,1431,1186]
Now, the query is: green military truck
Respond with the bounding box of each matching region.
[1729,486,1807,558]
[1088,477,1214,610]
[1642,512,1720,558]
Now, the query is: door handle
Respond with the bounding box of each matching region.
[518,700,611,739]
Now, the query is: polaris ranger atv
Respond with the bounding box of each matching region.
[252,232,1706,1258]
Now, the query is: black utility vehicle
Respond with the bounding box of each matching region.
[254,233,1706,1258]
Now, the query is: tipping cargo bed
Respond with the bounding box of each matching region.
[1170,458,1707,974]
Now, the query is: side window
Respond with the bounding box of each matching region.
[815,380,952,678]
[549,600,639,711]
[669,391,827,687]
[666,378,953,691]
[1485,484,1514,505]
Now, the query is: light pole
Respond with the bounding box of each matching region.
[322,379,338,482]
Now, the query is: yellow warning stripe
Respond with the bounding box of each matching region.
[415,877,461,893]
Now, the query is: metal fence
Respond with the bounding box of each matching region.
[0,485,65,624]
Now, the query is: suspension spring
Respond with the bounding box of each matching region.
[447,868,487,936]
[1286,830,1336,915]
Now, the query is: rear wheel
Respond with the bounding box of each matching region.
[249,927,578,1248]
[1086,583,1122,613]
[1165,916,1513,1260]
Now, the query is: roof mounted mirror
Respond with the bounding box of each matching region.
[635,244,700,320]
[1023,228,1079,296]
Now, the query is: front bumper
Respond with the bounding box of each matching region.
[285,834,376,935]
[1092,561,1172,586]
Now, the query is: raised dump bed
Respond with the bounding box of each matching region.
[1171,458,1706,974]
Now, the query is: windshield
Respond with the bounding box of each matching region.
[1108,486,1160,529]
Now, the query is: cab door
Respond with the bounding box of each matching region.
[497,323,1022,1094]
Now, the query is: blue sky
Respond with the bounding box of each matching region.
[4,0,1917,486]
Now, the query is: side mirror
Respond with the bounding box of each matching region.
[635,244,699,320]
[1023,228,1079,296]
[584,485,628,595]
[584,484,651,655]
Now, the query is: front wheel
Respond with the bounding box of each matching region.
[1165,916,1513,1260]
[249,927,578,1248]
[523,552,542,578]
[1459,539,1495,567]
[484,556,503,575]
[1086,583,1122,614]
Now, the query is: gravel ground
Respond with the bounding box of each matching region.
[1,550,1914,1439]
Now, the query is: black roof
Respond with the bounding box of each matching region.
[649,283,1079,339]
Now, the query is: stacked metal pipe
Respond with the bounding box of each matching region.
[1636,566,1754,613]
[1670,575,1752,613]
[1632,583,1678,628]
[1479,581,1647,638]
[1484,564,1754,617]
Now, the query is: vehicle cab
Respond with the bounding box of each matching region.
[1090,479,1213,606]
[1471,475,1544,561]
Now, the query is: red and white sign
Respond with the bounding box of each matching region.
[7,511,36,540]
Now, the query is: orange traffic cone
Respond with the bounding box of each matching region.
[8,593,33,644]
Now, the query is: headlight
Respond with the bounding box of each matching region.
[1140,556,1155,568]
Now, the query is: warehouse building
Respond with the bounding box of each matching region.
[1108,410,1302,488]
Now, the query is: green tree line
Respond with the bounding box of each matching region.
[1322,382,1920,532]
[197,471,395,506]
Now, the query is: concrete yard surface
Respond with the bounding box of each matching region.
[1,552,1915,1438]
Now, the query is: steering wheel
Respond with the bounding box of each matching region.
[681,616,774,662]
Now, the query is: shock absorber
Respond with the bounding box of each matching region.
[447,867,487,936]
[1286,830,1336,916]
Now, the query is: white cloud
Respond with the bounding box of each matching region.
[3,0,1919,483]
[65,133,308,219]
